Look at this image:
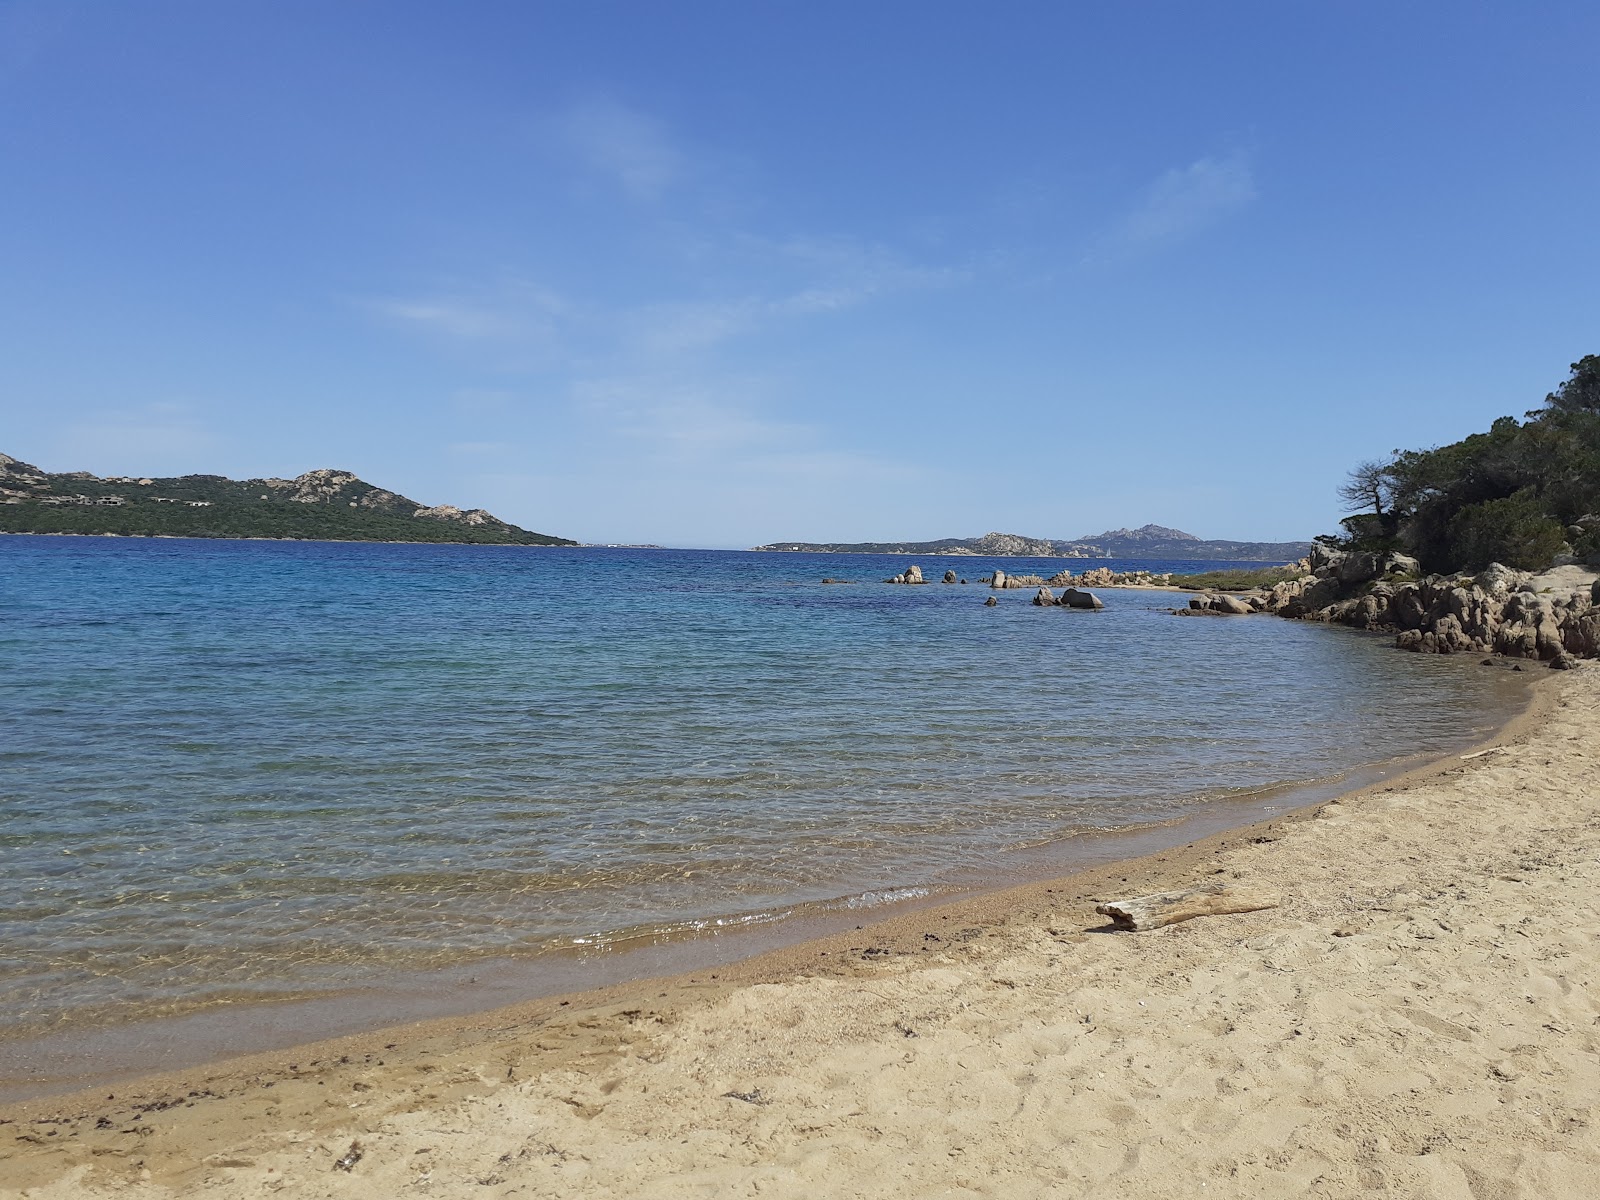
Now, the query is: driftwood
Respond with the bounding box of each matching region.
[1095,884,1281,932]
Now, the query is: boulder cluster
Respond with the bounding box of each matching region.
[1070,567,1174,588]
[884,564,969,585]
[1031,585,1104,610]
[1198,545,1600,668]
[984,567,1171,589]
[984,570,1047,589]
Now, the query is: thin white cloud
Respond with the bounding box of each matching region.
[755,233,962,297]
[1102,152,1256,252]
[575,377,805,455]
[618,238,958,356]
[370,235,954,364]
[627,300,757,356]
[568,375,928,508]
[741,447,925,483]
[370,280,571,344]
[556,98,685,201]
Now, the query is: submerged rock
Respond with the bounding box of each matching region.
[983,595,998,607]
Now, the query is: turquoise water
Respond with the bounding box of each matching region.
[0,537,1517,1039]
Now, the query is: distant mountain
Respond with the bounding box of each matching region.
[0,452,574,545]
[1075,524,1309,560]
[1080,524,1196,544]
[752,524,1310,562]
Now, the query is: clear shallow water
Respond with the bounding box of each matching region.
[0,537,1519,1039]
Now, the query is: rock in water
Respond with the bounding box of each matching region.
[1211,594,1252,615]
[1061,588,1104,610]
[1033,586,1057,606]
[990,569,1008,590]
[942,569,958,584]
[984,596,998,607]
[904,564,924,584]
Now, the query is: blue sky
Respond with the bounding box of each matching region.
[2,2,1596,546]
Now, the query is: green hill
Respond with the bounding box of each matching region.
[0,454,574,546]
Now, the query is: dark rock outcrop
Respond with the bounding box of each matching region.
[1186,593,1256,615]
[1254,546,1598,666]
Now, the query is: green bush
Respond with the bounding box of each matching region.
[1443,491,1567,571]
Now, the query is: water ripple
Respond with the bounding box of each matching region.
[0,538,1519,1036]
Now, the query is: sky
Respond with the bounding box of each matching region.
[2,2,1596,547]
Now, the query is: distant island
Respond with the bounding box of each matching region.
[752,525,1311,562]
[0,452,575,545]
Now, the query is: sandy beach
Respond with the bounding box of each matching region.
[4,664,1597,1198]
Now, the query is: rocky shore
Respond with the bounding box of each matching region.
[1186,546,1600,668]
[983,567,1173,590]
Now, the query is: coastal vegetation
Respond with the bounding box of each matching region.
[0,454,575,545]
[1330,355,1600,572]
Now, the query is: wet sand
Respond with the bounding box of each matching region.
[4,666,1597,1198]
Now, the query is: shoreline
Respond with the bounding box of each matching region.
[4,666,1586,1196]
[0,531,573,547]
[0,654,1529,1107]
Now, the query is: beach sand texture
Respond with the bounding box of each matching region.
[4,669,1597,1199]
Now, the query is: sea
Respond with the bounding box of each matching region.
[0,536,1525,1093]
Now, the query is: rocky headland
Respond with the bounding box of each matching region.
[0,453,573,546]
[1185,545,1600,668]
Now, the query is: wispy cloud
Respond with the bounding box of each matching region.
[575,376,804,456]
[626,300,756,356]
[556,98,686,201]
[1098,152,1256,255]
[570,375,928,494]
[371,280,571,342]
[369,232,955,364]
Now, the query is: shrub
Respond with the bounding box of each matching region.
[1443,491,1567,571]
